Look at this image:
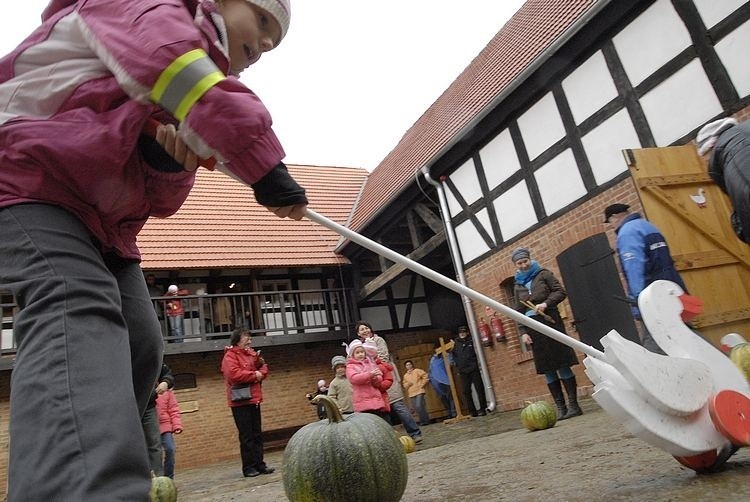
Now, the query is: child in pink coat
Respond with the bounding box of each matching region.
[156,389,184,479]
[346,339,393,422]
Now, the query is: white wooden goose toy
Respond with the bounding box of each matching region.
[585,280,750,471]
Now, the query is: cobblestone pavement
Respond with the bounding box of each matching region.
[175,398,750,501]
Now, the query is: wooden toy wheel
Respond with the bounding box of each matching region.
[673,450,718,473]
[708,389,750,446]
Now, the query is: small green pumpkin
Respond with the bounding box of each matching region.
[149,475,177,502]
[282,395,408,502]
[520,401,557,431]
[399,435,416,454]
[730,342,750,381]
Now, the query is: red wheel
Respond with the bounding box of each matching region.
[708,389,750,446]
[673,450,718,472]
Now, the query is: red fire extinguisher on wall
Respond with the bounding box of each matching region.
[478,317,493,347]
[490,313,507,342]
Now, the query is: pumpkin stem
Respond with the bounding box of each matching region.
[311,394,345,423]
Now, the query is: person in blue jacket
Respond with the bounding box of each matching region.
[604,203,687,354]
[428,345,457,419]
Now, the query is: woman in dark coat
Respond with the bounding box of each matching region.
[511,247,582,420]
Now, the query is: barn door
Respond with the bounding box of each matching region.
[557,233,640,350]
[393,343,448,421]
[624,144,750,345]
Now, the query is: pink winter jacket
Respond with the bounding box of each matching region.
[0,0,285,259]
[346,358,390,413]
[156,389,184,434]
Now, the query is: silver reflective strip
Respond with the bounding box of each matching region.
[158,57,222,117]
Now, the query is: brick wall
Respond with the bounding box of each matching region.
[0,331,450,488]
[462,181,647,410]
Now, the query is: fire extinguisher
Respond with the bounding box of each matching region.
[490,313,507,342]
[478,317,493,347]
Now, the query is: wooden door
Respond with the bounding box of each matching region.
[557,233,640,350]
[624,145,750,345]
[393,343,447,420]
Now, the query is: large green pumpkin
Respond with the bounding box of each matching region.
[282,395,408,502]
[520,401,557,431]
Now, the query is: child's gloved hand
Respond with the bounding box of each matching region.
[155,123,199,172]
[252,163,308,220]
[266,204,307,220]
[139,121,200,172]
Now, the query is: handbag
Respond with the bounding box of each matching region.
[230,384,252,402]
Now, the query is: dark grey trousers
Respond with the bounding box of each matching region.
[0,204,162,501]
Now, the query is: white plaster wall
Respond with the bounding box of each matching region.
[396,303,431,328]
[534,149,586,215]
[613,0,692,87]
[715,18,750,98]
[640,58,722,146]
[492,181,538,241]
[517,92,566,160]
[474,207,494,245]
[445,185,462,218]
[455,208,492,263]
[370,290,387,301]
[582,109,642,185]
[358,306,392,331]
[391,275,425,299]
[562,50,619,124]
[448,157,482,210]
[480,128,522,189]
[693,0,748,29]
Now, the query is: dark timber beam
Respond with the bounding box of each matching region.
[413,203,444,234]
[359,230,445,300]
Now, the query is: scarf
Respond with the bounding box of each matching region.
[515,260,542,318]
[514,260,541,286]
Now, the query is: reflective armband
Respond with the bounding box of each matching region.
[151,49,225,121]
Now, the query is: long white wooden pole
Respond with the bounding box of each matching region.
[305,208,606,360]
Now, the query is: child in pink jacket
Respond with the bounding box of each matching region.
[0,1,305,499]
[346,339,393,422]
[156,389,184,479]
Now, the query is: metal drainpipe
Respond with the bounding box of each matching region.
[421,166,497,412]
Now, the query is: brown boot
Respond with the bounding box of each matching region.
[561,376,583,419]
[547,379,568,420]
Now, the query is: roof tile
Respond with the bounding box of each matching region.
[138,164,368,269]
[349,0,596,230]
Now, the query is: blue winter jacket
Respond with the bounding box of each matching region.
[428,353,453,389]
[616,213,686,305]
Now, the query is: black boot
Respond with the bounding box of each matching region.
[562,376,583,419]
[547,379,568,420]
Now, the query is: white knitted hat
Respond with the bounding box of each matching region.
[696,118,738,156]
[362,340,379,357]
[347,339,363,357]
[246,0,291,44]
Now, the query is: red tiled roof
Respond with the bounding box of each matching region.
[138,164,368,269]
[349,0,596,231]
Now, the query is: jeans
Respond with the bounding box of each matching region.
[390,399,421,438]
[0,204,161,501]
[434,383,456,418]
[411,393,431,425]
[142,405,163,475]
[161,432,177,478]
[168,314,185,342]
